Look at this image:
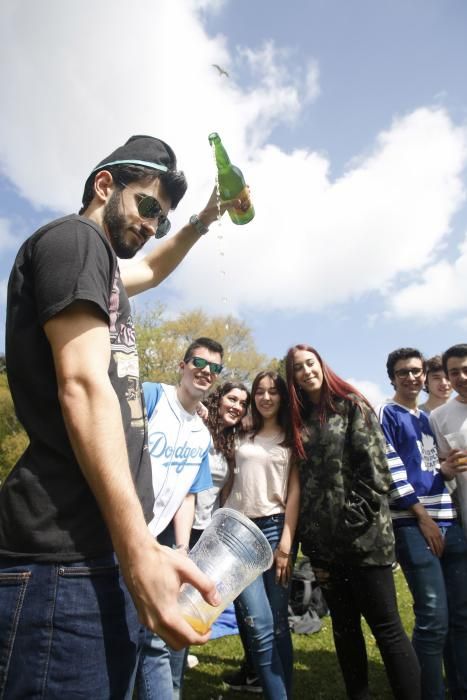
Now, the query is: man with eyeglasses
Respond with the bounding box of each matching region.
[137,337,223,699]
[378,347,467,700]
[0,136,238,699]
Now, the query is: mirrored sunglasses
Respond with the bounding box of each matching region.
[190,356,223,375]
[135,193,171,239]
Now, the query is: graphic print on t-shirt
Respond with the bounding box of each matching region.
[148,431,206,473]
[416,432,438,473]
[109,269,145,430]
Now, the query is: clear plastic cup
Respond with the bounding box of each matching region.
[178,507,273,634]
[445,431,467,537]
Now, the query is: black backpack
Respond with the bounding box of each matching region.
[288,557,328,634]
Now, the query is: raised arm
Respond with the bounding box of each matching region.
[44,301,219,648]
[122,188,241,297]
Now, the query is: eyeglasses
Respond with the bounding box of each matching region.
[394,367,424,379]
[118,181,171,239]
[189,356,223,375]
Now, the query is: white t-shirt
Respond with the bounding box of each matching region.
[225,432,292,519]
[143,382,212,537]
[430,399,467,457]
[430,398,467,533]
[192,448,230,531]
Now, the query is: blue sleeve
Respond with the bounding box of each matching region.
[142,382,163,420]
[378,404,418,510]
[189,444,213,493]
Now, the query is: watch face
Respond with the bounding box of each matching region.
[190,215,208,235]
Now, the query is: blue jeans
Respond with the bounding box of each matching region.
[136,630,184,700]
[395,523,467,700]
[235,514,294,700]
[0,554,144,699]
[136,523,186,700]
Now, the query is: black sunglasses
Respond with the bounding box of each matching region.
[118,181,171,238]
[189,356,223,375]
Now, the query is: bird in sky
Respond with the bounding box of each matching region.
[212,63,229,78]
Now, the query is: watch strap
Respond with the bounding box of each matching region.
[189,214,209,235]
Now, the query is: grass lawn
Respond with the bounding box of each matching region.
[183,569,414,699]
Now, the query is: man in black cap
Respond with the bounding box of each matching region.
[0,136,236,699]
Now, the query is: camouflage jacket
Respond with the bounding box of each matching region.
[298,396,395,568]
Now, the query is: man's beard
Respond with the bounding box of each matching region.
[103,190,148,259]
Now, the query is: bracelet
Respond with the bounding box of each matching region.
[275,547,291,558]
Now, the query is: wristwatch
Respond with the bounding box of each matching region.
[189,214,209,236]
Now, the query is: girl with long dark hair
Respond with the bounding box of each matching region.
[190,380,250,546]
[285,344,420,700]
[225,371,300,700]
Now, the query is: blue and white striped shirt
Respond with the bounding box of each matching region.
[378,401,455,526]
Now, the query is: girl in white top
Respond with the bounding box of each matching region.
[190,381,250,546]
[225,370,300,700]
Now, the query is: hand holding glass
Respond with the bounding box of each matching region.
[178,508,273,634]
[445,431,467,538]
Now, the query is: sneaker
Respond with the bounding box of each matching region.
[223,666,262,694]
[187,653,199,669]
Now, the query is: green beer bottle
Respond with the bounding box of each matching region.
[208,132,255,225]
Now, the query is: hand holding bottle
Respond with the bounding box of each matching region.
[208,132,255,225]
[197,187,243,229]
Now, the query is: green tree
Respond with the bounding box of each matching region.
[0,374,28,483]
[0,432,29,483]
[135,306,272,384]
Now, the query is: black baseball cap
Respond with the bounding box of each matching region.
[89,134,178,176]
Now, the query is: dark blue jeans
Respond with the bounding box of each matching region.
[396,523,467,700]
[0,554,144,699]
[235,513,294,700]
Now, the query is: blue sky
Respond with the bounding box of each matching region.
[1,0,466,404]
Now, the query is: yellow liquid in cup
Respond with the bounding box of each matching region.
[183,614,211,635]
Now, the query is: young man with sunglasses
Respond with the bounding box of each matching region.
[378,347,467,700]
[0,136,237,699]
[137,337,224,699]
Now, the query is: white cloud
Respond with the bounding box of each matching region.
[346,378,387,409]
[173,107,467,316]
[192,0,226,12]
[0,0,315,214]
[388,232,467,319]
[304,59,320,102]
[0,1,466,325]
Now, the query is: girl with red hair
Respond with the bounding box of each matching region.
[285,344,420,700]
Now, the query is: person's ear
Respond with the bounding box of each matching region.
[93,170,115,204]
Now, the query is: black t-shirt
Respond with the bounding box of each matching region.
[0,214,154,561]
